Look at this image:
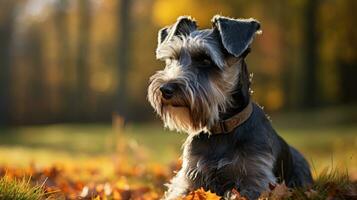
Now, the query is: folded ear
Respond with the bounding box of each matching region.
[212,15,261,57]
[157,16,197,46]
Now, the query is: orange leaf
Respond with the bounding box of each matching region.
[181,188,221,200]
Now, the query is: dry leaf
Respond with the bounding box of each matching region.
[269,182,292,200]
[181,188,221,200]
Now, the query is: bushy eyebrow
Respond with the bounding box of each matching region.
[156,34,225,69]
[156,37,182,60]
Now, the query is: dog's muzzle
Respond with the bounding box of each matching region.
[160,82,178,100]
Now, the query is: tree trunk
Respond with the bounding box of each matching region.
[28,26,45,123]
[277,0,293,109]
[0,2,15,125]
[339,59,357,104]
[302,0,319,108]
[77,0,92,121]
[54,0,72,121]
[115,0,132,119]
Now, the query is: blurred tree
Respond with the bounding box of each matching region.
[0,2,16,125]
[275,0,291,109]
[318,0,357,106]
[115,0,132,119]
[54,0,73,120]
[274,0,300,109]
[27,25,46,122]
[334,0,357,104]
[302,0,320,108]
[77,0,92,120]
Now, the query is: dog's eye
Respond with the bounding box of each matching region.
[193,55,213,66]
[197,58,213,67]
[202,58,212,65]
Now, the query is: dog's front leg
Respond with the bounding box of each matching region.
[237,155,276,200]
[238,174,275,200]
[162,168,190,200]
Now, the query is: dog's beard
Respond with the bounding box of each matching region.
[148,84,210,134]
[161,106,199,133]
[148,86,222,134]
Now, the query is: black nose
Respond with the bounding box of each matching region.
[160,83,177,99]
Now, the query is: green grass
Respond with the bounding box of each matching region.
[0,123,185,166]
[313,169,351,197]
[286,168,355,200]
[0,175,49,200]
[0,110,356,176]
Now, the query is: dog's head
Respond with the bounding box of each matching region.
[148,15,261,134]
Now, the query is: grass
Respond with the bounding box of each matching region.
[313,169,351,198]
[0,123,185,165]
[285,168,356,200]
[0,175,49,200]
[0,123,356,175]
[0,106,356,179]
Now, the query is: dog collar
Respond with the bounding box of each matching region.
[210,101,253,134]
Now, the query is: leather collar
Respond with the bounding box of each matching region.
[210,101,253,134]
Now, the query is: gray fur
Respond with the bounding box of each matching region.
[148,15,313,200]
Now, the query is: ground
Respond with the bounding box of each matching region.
[0,108,356,199]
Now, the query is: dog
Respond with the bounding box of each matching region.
[148,15,313,200]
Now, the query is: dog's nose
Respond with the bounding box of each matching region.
[160,83,177,100]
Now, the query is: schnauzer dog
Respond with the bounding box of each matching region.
[148,15,313,200]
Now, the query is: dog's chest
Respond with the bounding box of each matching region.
[184,134,242,195]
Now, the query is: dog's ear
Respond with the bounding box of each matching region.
[157,16,197,45]
[158,26,170,45]
[212,15,261,58]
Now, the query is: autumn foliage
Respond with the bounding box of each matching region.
[1,162,356,200]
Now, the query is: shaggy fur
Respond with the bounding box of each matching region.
[148,15,313,200]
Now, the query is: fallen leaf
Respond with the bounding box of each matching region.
[181,188,220,200]
[269,182,292,200]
